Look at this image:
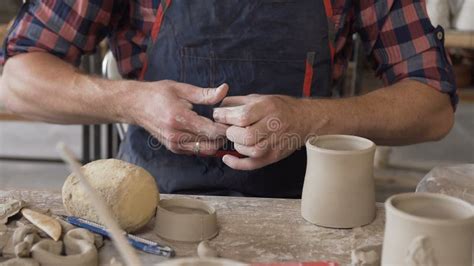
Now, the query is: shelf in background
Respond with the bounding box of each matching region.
[445,30,474,49]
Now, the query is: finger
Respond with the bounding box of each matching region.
[233,141,269,158]
[151,133,192,155]
[220,95,259,107]
[158,128,200,143]
[175,83,228,105]
[222,154,273,171]
[226,120,268,146]
[179,139,226,156]
[176,110,228,139]
[213,105,263,126]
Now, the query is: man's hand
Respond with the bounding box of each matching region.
[130,80,229,155]
[2,53,230,156]
[213,95,317,170]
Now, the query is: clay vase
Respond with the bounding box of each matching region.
[382,193,474,265]
[301,135,376,228]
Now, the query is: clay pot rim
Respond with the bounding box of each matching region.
[158,198,216,216]
[306,135,375,155]
[385,192,474,225]
[155,198,218,242]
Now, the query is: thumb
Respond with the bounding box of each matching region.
[177,83,229,105]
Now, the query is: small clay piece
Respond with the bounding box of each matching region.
[0,258,40,266]
[21,209,61,241]
[155,198,218,242]
[0,223,8,251]
[53,216,103,247]
[197,240,219,258]
[351,245,382,266]
[14,241,31,258]
[301,135,376,229]
[93,233,104,249]
[11,225,41,258]
[12,225,37,245]
[15,221,30,228]
[159,258,245,266]
[31,228,98,266]
[2,234,16,258]
[0,200,26,224]
[63,228,95,255]
[62,159,159,232]
[38,240,63,255]
[382,193,474,265]
[54,217,76,238]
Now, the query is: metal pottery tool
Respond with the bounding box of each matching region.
[63,215,175,257]
[56,142,142,266]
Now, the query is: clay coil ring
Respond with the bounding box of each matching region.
[155,198,218,242]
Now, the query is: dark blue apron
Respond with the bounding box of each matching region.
[118,0,333,198]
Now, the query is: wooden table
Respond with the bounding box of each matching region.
[0,189,385,264]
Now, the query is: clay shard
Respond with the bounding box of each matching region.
[197,241,219,258]
[0,258,40,266]
[20,209,61,241]
[31,228,98,266]
[0,200,26,224]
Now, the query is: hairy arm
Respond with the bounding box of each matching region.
[214,80,454,170]
[0,52,229,155]
[0,52,130,124]
[304,80,454,145]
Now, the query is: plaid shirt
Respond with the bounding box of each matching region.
[1,0,457,106]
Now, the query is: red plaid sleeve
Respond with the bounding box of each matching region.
[0,0,116,66]
[354,0,458,107]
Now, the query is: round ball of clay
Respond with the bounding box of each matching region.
[62,159,159,232]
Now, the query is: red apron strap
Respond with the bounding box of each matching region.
[303,52,316,97]
[324,0,336,69]
[329,41,335,66]
[139,0,172,80]
[323,0,333,18]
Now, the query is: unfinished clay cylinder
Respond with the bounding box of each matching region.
[301,135,376,228]
[382,193,474,266]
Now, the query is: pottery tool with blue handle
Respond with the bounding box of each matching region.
[63,215,175,258]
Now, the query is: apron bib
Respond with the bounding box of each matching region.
[119,0,333,198]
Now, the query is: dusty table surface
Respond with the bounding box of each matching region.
[0,189,385,265]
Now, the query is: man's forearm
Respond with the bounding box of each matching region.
[0,52,132,124]
[305,80,454,145]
